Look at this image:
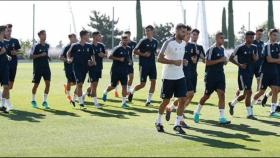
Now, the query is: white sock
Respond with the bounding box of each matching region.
[231,97,239,107]
[66,91,70,96]
[266,93,271,97]
[195,104,203,114]
[251,99,257,106]
[246,106,253,116]
[6,99,12,110]
[122,97,126,104]
[114,86,118,92]
[169,104,177,110]
[0,91,2,101]
[175,115,183,126]
[131,88,135,94]
[79,96,84,105]
[83,91,88,97]
[271,103,276,113]
[93,97,98,105]
[32,94,36,102]
[73,94,78,101]
[1,98,6,108]
[147,93,153,102]
[103,89,108,95]
[156,113,163,124]
[43,94,48,102]
[219,109,225,118]
[127,86,131,93]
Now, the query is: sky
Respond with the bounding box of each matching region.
[0,0,279,46]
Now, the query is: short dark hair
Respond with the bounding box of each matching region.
[68,33,76,38]
[175,23,187,30]
[256,28,264,33]
[124,31,131,35]
[37,30,46,36]
[192,29,200,34]
[6,24,13,29]
[145,25,154,31]
[121,34,128,39]
[92,31,100,37]
[269,28,278,36]
[245,31,256,36]
[0,25,6,33]
[80,30,89,37]
[186,25,192,31]
[215,31,224,38]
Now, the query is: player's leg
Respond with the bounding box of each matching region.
[270,86,280,118]
[245,89,256,119]
[102,72,118,102]
[216,89,231,125]
[31,71,41,108]
[120,75,129,108]
[127,66,134,94]
[1,85,10,113]
[146,67,157,106]
[128,66,147,102]
[41,69,51,109]
[90,81,100,108]
[8,64,17,90]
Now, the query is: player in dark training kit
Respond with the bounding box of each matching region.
[67,30,96,108]
[102,35,131,109]
[84,31,107,108]
[228,31,259,119]
[4,24,21,90]
[59,33,78,107]
[128,25,158,106]
[251,29,280,118]
[0,25,13,113]
[30,30,51,109]
[193,32,231,125]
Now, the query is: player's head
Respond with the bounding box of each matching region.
[175,23,187,40]
[124,31,132,39]
[183,25,192,42]
[68,33,77,43]
[120,34,129,46]
[215,31,225,46]
[38,30,46,41]
[145,25,154,38]
[80,30,90,42]
[92,31,101,42]
[268,28,279,42]
[0,25,6,38]
[244,31,255,44]
[255,28,264,40]
[5,24,13,39]
[191,29,200,42]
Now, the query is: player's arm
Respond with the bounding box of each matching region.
[205,49,226,66]
[229,47,243,67]
[109,48,125,62]
[264,45,280,64]
[66,44,75,63]
[199,46,206,63]
[11,39,21,55]
[89,47,97,66]
[157,41,182,66]
[30,45,45,59]
[59,47,67,62]
[252,48,259,62]
[133,39,149,57]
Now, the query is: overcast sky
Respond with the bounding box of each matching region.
[0,0,279,46]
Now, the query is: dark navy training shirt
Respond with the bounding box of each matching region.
[205,45,225,73]
[4,38,21,63]
[253,40,264,62]
[70,42,94,68]
[262,43,280,75]
[61,44,72,71]
[111,45,130,74]
[92,42,106,70]
[128,40,137,61]
[183,42,197,76]
[134,37,158,66]
[0,40,8,64]
[31,43,50,71]
[232,43,258,74]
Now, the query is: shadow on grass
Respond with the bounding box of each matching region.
[132,98,161,104]
[189,127,259,142]
[190,101,216,106]
[81,109,128,119]
[99,107,139,117]
[0,109,46,122]
[255,118,280,127]
[39,108,80,117]
[200,119,279,136]
[164,132,260,151]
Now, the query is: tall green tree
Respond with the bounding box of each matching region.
[88,11,123,49]
[136,0,143,42]
[228,0,235,48]
[222,7,228,48]
[268,0,275,30]
[154,22,174,47]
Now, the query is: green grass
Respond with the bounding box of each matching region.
[0,62,279,157]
